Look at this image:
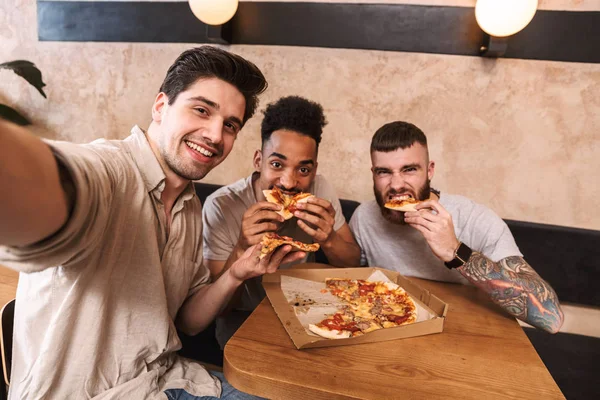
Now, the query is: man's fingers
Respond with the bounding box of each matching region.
[247,201,282,215]
[297,219,319,237]
[404,215,435,231]
[246,222,279,236]
[293,209,329,229]
[250,209,285,224]
[304,197,335,214]
[262,245,293,272]
[416,199,448,216]
[408,223,430,237]
[296,201,335,219]
[281,251,306,265]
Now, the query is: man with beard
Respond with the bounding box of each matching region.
[349,121,564,333]
[0,46,297,399]
[203,96,361,346]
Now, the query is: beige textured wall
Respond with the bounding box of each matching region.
[2,0,599,230]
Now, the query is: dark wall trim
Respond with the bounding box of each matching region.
[38,1,600,63]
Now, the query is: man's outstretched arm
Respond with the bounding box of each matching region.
[458,253,564,333]
[0,120,69,246]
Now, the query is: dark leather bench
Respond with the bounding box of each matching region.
[184,182,599,399]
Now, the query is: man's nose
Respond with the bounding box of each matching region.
[279,171,296,190]
[390,172,405,190]
[203,119,224,145]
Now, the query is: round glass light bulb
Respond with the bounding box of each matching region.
[475,0,538,37]
[188,0,239,26]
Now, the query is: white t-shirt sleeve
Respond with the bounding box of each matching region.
[0,141,116,273]
[462,204,522,262]
[202,195,237,261]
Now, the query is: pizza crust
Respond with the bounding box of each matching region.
[308,324,352,339]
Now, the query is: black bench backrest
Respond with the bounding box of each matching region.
[505,220,600,307]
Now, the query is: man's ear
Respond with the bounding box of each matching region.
[253,149,263,171]
[152,92,168,123]
[428,160,435,181]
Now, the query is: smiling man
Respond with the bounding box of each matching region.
[0,46,297,399]
[349,121,564,333]
[202,96,361,346]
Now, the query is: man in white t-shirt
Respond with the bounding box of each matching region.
[203,96,361,346]
[350,121,564,333]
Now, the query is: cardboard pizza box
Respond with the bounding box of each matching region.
[262,264,448,349]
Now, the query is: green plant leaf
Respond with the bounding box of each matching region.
[0,60,47,98]
[0,104,31,126]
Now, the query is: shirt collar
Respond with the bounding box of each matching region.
[126,126,197,202]
[125,125,167,194]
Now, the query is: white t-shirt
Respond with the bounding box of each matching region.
[349,194,522,284]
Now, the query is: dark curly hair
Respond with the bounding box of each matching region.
[261,96,327,150]
[159,46,268,125]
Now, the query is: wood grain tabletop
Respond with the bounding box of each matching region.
[224,275,564,399]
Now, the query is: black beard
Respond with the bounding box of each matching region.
[374,180,431,225]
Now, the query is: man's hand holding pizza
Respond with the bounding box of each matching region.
[293,197,337,245]
[235,201,284,252]
[228,242,305,283]
[403,199,460,263]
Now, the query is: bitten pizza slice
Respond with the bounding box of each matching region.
[384,195,421,212]
[259,232,320,259]
[263,186,314,220]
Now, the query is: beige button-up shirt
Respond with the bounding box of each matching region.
[0,126,219,399]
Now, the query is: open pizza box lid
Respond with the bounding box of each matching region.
[262,264,449,349]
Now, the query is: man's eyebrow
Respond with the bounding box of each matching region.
[188,96,219,109]
[299,160,315,166]
[373,167,391,172]
[402,163,421,170]
[268,152,287,160]
[189,96,243,127]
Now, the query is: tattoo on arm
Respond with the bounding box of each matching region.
[458,252,564,333]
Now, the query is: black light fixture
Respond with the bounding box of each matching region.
[476,0,538,57]
[189,0,238,44]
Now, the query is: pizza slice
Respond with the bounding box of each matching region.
[384,195,421,212]
[259,232,320,260]
[263,186,314,220]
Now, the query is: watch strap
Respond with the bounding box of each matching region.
[445,242,473,269]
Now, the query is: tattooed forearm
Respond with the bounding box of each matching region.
[458,252,564,333]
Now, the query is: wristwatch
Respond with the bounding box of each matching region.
[444,242,473,269]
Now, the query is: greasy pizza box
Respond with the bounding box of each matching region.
[262,265,448,349]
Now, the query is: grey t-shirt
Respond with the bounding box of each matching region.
[203,173,345,346]
[349,194,522,284]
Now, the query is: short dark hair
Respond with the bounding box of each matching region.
[261,96,327,150]
[371,121,427,153]
[159,46,267,125]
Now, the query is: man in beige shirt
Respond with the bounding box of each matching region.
[0,46,299,399]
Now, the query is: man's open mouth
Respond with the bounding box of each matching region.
[185,140,215,158]
[387,194,414,201]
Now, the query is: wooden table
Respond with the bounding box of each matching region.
[224,275,564,399]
